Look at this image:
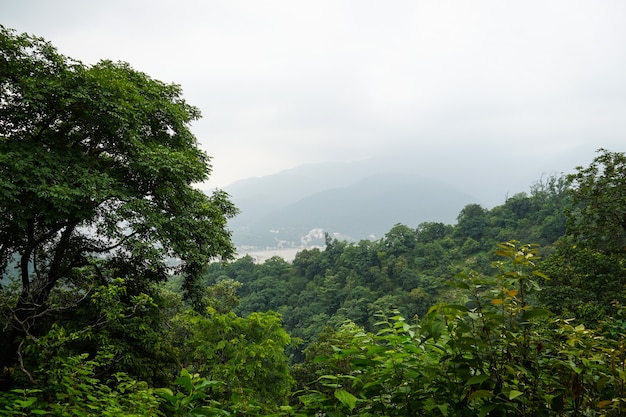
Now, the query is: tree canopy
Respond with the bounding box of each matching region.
[565,149,626,254]
[539,149,626,322]
[0,25,237,383]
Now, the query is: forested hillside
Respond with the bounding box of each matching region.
[4,26,626,416]
[201,174,569,354]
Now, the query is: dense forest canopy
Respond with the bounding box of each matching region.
[2,26,626,416]
[200,173,571,351]
[0,24,237,389]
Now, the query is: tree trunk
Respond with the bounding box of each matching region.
[0,327,20,391]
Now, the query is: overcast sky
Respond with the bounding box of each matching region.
[3,1,626,198]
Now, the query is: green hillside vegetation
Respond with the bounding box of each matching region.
[4,26,626,416]
[201,174,569,356]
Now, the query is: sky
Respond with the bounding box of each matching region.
[3,1,626,201]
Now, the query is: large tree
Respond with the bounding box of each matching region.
[539,149,626,323]
[0,26,237,384]
[565,148,626,254]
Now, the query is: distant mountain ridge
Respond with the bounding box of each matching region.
[218,161,478,249]
[223,160,374,227]
[214,145,600,250]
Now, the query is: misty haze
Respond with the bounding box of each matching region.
[3,2,626,415]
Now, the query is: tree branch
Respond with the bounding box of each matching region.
[16,340,36,386]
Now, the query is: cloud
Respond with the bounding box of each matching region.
[3,0,626,190]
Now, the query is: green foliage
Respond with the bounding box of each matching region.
[205,278,243,314]
[7,26,625,416]
[171,309,294,411]
[540,242,626,323]
[22,278,183,387]
[566,149,626,254]
[456,204,488,241]
[0,24,237,382]
[156,369,228,416]
[1,278,181,390]
[10,238,626,416]
[0,328,160,416]
[202,178,569,360]
[540,150,626,324]
[292,242,626,416]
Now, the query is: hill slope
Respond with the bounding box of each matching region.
[224,167,477,248]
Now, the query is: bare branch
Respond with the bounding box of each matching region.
[17,340,36,386]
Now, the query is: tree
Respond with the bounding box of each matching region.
[539,150,626,323]
[456,203,488,241]
[540,242,626,323]
[416,221,451,243]
[0,26,237,385]
[294,243,626,417]
[381,223,416,257]
[172,310,294,411]
[566,149,626,254]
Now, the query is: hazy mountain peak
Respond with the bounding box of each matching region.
[224,162,478,248]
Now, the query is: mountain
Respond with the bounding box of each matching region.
[222,160,376,227]
[215,144,601,250]
[220,162,478,249]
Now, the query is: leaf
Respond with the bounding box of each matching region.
[447,281,470,289]
[195,379,224,390]
[174,372,193,393]
[427,320,444,342]
[532,270,549,280]
[155,387,174,396]
[15,397,37,408]
[465,374,489,386]
[478,404,497,417]
[335,389,358,411]
[509,390,524,400]
[491,299,504,305]
[598,399,613,408]
[568,360,583,374]
[469,390,493,401]
[507,289,519,297]
[313,355,330,364]
[520,308,551,322]
[445,304,470,312]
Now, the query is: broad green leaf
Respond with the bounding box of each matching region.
[445,304,470,312]
[469,390,493,401]
[335,389,358,411]
[478,404,497,417]
[568,360,583,374]
[509,390,524,400]
[313,355,330,363]
[465,374,489,386]
[195,379,224,390]
[447,281,470,289]
[174,373,193,393]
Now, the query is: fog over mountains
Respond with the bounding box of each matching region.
[218,147,595,250]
